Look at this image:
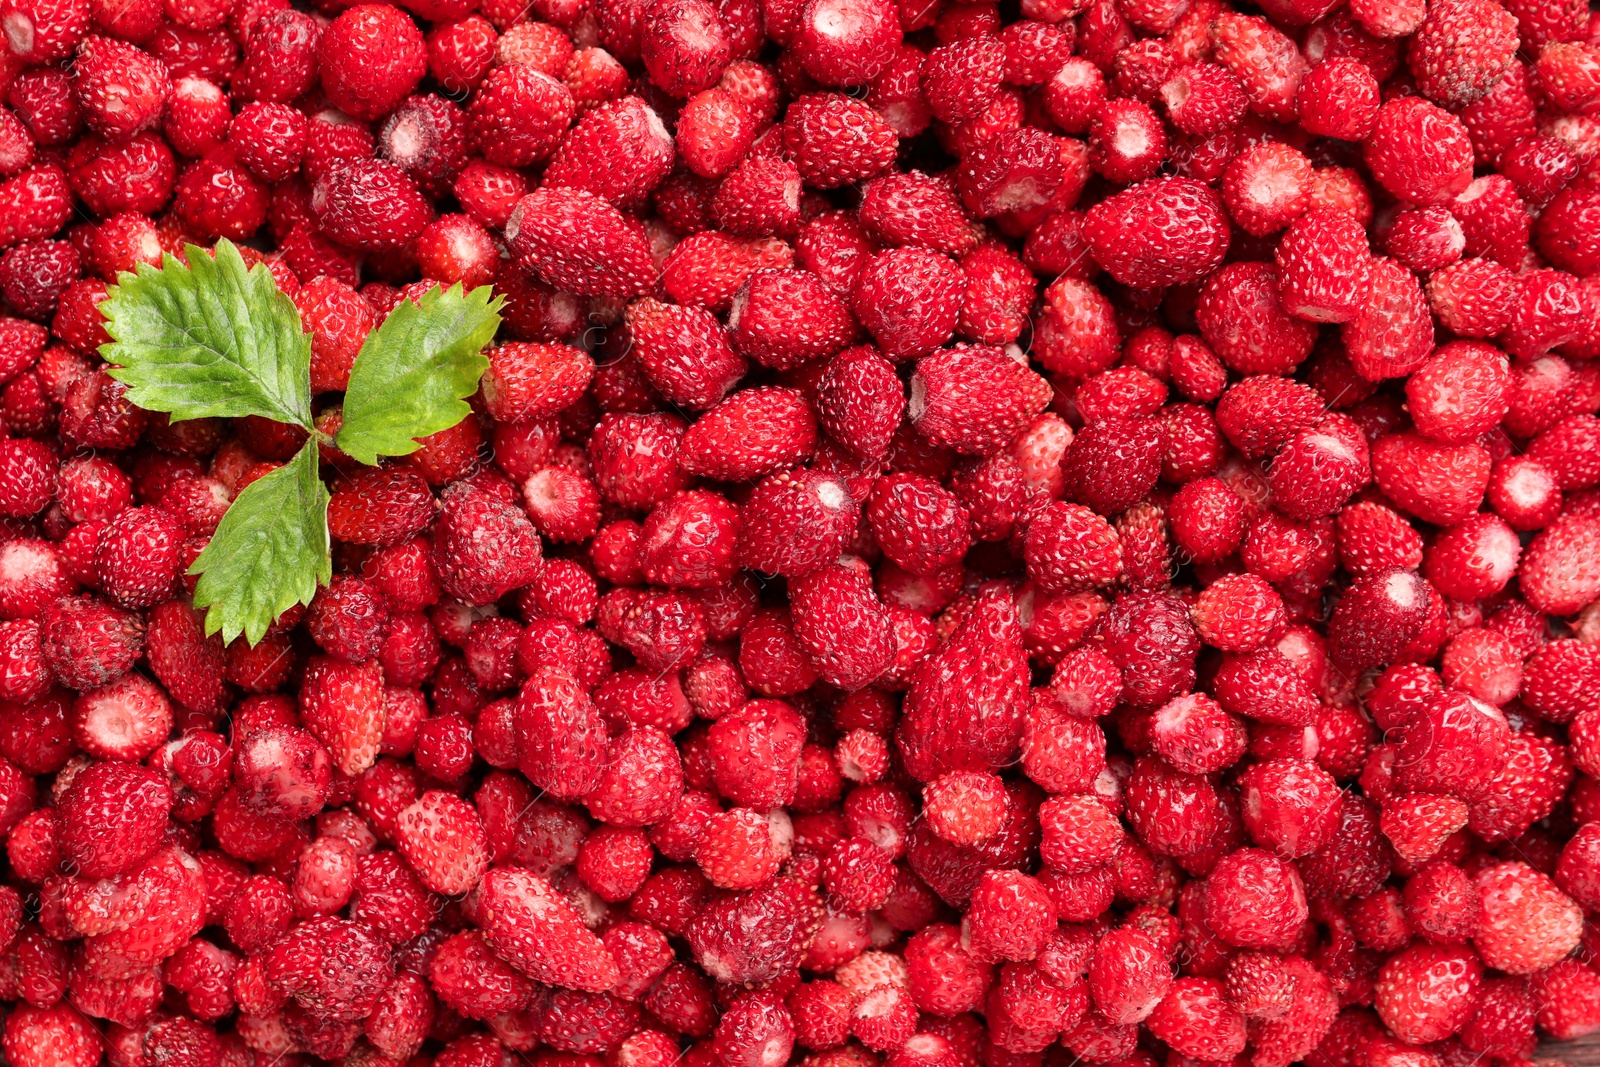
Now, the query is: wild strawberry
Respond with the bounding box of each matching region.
[1201,846,1307,949]
[1324,568,1431,672]
[2,1004,102,1067]
[963,868,1056,963]
[1384,205,1465,273]
[1473,861,1582,976]
[814,346,904,463]
[859,171,977,258]
[544,96,674,209]
[676,89,761,180]
[392,789,487,896]
[1023,502,1122,595]
[638,490,740,590]
[736,468,856,577]
[57,759,167,878]
[727,268,857,372]
[852,247,964,361]
[1371,433,1491,527]
[784,93,899,189]
[1469,731,1572,844]
[0,437,53,517]
[1519,514,1600,617]
[639,0,729,97]
[1404,0,1517,108]
[588,412,690,512]
[1147,977,1248,1061]
[908,344,1050,456]
[791,0,900,87]
[430,480,542,606]
[264,915,394,1024]
[708,156,800,239]
[72,36,169,143]
[896,586,1029,782]
[325,466,436,548]
[1364,96,1474,205]
[1372,942,1481,1045]
[479,341,593,426]
[1209,13,1307,121]
[299,656,385,777]
[688,875,824,985]
[1528,960,1600,1041]
[314,5,424,123]
[680,387,817,481]
[1294,56,1379,140]
[625,297,747,410]
[40,593,142,690]
[1158,61,1246,136]
[311,158,432,252]
[1196,263,1317,376]
[662,232,793,313]
[1082,176,1229,289]
[790,561,894,691]
[863,482,970,590]
[506,187,657,298]
[1503,269,1586,361]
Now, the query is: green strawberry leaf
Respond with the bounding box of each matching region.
[336,283,504,466]
[190,438,331,646]
[99,238,314,431]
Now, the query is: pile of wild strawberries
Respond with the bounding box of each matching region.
[2,0,1600,1061]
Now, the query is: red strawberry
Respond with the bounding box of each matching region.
[479,866,621,990]
[326,465,437,547]
[265,916,395,1021]
[661,231,793,312]
[908,344,1051,456]
[515,665,607,800]
[712,154,803,238]
[143,600,224,715]
[783,92,899,189]
[896,586,1029,782]
[1196,262,1318,375]
[72,36,170,141]
[394,789,488,895]
[299,656,386,776]
[430,480,543,606]
[679,386,818,481]
[505,187,657,297]
[311,158,432,252]
[1519,514,1600,616]
[687,875,824,985]
[853,247,965,361]
[1406,0,1517,107]
[1370,433,1491,527]
[40,593,143,691]
[814,346,905,463]
[737,468,858,578]
[467,64,574,167]
[543,96,673,209]
[1468,732,1573,843]
[1082,176,1230,289]
[56,759,163,877]
[789,559,895,691]
[859,171,979,257]
[1369,101,1476,211]
[316,4,425,121]
[729,267,859,371]
[624,297,747,410]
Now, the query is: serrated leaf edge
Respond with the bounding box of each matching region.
[190,438,332,646]
[335,282,504,466]
[100,238,315,431]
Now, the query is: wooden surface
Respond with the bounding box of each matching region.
[1542,1035,1600,1066]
